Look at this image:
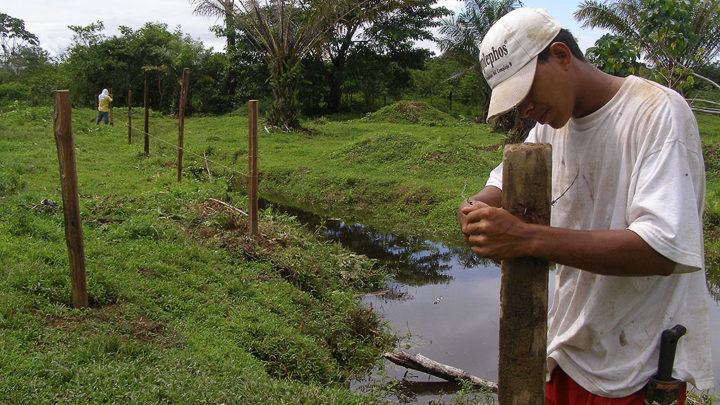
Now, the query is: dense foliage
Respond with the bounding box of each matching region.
[576,0,720,94]
[1,1,719,123]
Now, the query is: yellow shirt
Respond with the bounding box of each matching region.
[98,96,113,112]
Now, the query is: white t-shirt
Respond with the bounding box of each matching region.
[486,76,713,396]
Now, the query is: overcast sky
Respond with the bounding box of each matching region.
[3,0,608,58]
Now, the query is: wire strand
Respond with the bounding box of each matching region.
[122,122,250,178]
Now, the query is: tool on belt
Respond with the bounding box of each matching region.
[645,324,686,405]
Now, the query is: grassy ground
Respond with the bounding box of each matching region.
[0,104,395,403]
[1,100,719,402]
[225,105,505,244]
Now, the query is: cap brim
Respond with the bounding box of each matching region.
[486,56,537,123]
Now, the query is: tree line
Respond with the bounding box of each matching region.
[1,0,719,130]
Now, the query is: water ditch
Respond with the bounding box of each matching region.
[259,199,720,403]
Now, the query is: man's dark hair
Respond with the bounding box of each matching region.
[537,28,585,63]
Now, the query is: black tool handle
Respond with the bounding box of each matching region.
[656,324,686,381]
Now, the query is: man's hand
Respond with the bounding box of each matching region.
[460,202,530,260]
[456,186,674,275]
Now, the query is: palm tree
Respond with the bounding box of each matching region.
[438,0,525,138]
[237,0,357,128]
[191,0,238,105]
[192,0,362,128]
[575,0,720,92]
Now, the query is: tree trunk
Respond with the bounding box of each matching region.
[225,2,237,102]
[268,66,300,129]
[327,64,344,113]
[326,24,359,114]
[157,74,164,112]
[494,109,535,145]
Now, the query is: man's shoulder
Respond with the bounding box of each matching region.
[622,76,690,113]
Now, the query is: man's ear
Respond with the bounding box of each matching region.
[548,42,573,70]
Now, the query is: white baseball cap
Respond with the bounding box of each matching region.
[480,8,561,121]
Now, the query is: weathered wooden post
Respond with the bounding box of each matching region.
[52,90,88,309]
[177,68,190,182]
[248,100,259,237]
[144,75,150,156]
[127,90,132,144]
[498,143,551,404]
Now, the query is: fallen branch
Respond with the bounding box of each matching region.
[353,290,389,298]
[382,351,498,393]
[207,198,248,217]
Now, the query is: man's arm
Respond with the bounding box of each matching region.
[458,187,675,276]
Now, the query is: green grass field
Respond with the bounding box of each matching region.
[1,100,719,403]
[0,105,396,403]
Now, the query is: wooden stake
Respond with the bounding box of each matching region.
[248,100,259,236]
[52,90,88,309]
[498,143,551,405]
[144,75,149,156]
[177,68,190,182]
[127,90,132,144]
[203,152,211,179]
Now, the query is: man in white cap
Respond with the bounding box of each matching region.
[458,7,713,404]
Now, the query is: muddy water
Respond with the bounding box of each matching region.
[260,200,720,403]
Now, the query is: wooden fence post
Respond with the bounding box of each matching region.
[498,143,551,404]
[52,90,88,309]
[248,100,259,236]
[127,90,132,144]
[144,75,149,156]
[177,68,190,182]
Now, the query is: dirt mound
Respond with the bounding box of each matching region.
[362,101,459,126]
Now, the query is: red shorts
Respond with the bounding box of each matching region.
[546,367,687,405]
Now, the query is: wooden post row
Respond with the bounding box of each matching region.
[144,76,149,156]
[52,90,88,309]
[127,90,132,144]
[248,100,259,236]
[177,68,190,182]
[498,143,552,405]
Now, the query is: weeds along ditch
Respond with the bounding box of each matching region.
[1,103,720,402]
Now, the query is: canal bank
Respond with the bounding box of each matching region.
[261,200,720,403]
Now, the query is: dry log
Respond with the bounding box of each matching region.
[353,290,389,298]
[382,351,498,393]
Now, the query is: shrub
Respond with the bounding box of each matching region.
[0,82,30,102]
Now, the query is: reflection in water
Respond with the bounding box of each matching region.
[707,270,720,302]
[260,199,720,401]
[260,198,486,286]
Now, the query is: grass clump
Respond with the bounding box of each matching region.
[361,100,461,126]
